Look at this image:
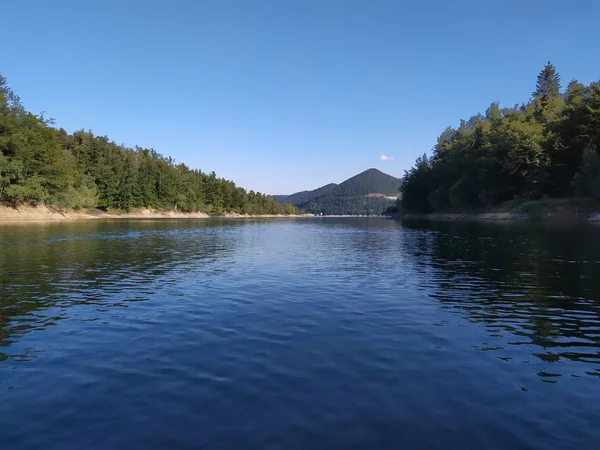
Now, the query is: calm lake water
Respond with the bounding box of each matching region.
[1,218,599,449]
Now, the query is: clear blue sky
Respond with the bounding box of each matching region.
[2,0,599,194]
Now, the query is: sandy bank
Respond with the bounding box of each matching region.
[0,205,302,222]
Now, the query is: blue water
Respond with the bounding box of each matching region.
[1,218,599,449]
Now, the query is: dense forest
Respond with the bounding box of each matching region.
[0,76,299,215]
[301,195,395,216]
[400,63,600,213]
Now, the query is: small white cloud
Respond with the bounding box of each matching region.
[379,155,394,161]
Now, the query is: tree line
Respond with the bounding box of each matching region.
[400,63,600,212]
[0,75,299,215]
[301,195,395,215]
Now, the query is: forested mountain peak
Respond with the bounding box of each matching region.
[275,168,400,215]
[334,168,400,196]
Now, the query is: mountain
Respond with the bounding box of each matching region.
[327,168,400,197]
[276,169,400,215]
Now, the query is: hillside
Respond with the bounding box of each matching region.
[328,168,400,197]
[277,169,400,215]
[273,183,337,205]
[0,75,299,216]
[400,63,600,213]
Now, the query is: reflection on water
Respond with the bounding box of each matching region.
[401,221,600,380]
[1,218,599,449]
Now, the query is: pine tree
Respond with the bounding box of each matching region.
[564,79,586,105]
[534,62,561,100]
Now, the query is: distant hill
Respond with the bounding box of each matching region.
[327,168,400,197]
[276,168,400,215]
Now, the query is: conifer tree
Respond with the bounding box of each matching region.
[534,61,561,100]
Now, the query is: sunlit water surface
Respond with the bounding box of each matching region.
[1,218,599,449]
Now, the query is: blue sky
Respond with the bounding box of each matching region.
[2,0,600,194]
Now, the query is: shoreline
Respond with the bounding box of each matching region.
[3,205,599,223]
[0,205,307,222]
[394,211,600,222]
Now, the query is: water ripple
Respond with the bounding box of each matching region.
[0,218,599,449]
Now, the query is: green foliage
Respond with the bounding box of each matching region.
[448,180,469,208]
[427,186,448,210]
[534,62,561,100]
[401,63,600,212]
[572,147,600,199]
[510,196,600,217]
[4,176,47,205]
[52,175,98,210]
[0,75,299,215]
[301,195,395,215]
[400,154,433,212]
[511,197,553,217]
[0,154,24,199]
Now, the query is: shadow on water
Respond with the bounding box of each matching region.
[400,220,600,379]
[0,219,245,361]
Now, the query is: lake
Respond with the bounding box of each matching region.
[1,218,599,449]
